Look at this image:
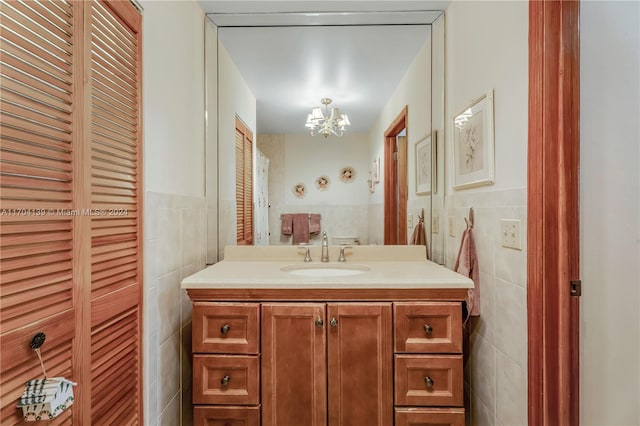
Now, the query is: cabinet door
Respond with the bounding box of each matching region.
[262,303,327,426]
[327,303,393,426]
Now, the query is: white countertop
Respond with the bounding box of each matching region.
[181,246,474,290]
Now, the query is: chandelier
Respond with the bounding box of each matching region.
[305,98,351,138]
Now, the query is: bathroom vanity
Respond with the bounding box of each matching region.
[182,246,473,426]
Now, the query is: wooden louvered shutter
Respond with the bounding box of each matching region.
[88,1,142,424]
[0,1,142,424]
[235,117,253,245]
[244,132,253,243]
[235,125,244,242]
[1,1,77,424]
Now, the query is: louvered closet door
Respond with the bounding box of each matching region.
[235,126,245,242]
[0,1,142,424]
[235,118,253,245]
[1,1,77,424]
[88,1,142,424]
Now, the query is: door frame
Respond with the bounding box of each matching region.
[383,106,408,245]
[528,1,580,425]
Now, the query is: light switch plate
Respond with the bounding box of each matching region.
[448,216,456,237]
[407,210,414,229]
[500,219,522,250]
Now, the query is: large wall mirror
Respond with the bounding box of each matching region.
[203,7,446,264]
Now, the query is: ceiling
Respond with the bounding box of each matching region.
[198,1,448,134]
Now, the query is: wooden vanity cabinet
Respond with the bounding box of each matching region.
[393,302,465,426]
[261,303,327,426]
[261,303,392,426]
[190,296,464,426]
[192,302,261,423]
[326,303,393,426]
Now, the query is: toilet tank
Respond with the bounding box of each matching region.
[331,236,360,245]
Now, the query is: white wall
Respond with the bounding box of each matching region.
[444,2,528,425]
[580,2,640,424]
[217,41,257,256]
[205,20,218,263]
[143,0,205,197]
[258,133,370,245]
[367,33,433,244]
[282,133,369,206]
[142,1,207,425]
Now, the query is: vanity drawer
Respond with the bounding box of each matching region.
[394,302,462,353]
[395,407,465,426]
[193,405,260,426]
[193,302,260,354]
[193,355,260,405]
[394,355,463,407]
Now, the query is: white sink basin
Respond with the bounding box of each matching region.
[281,264,370,277]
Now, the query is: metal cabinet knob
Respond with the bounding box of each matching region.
[330,317,338,327]
[221,375,230,387]
[424,376,434,388]
[221,324,231,334]
[315,318,324,328]
[424,324,433,335]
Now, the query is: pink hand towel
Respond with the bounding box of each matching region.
[281,214,293,235]
[292,213,310,245]
[309,214,321,234]
[454,225,480,318]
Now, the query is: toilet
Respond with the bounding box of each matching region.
[331,236,360,246]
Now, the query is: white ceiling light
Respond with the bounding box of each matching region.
[305,98,351,138]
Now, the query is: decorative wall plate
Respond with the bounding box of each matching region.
[293,183,306,198]
[339,166,356,183]
[315,175,330,191]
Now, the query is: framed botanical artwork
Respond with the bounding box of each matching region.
[415,135,432,195]
[453,90,495,190]
[371,157,380,183]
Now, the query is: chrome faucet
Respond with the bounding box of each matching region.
[321,232,329,262]
[337,245,352,262]
[298,245,312,262]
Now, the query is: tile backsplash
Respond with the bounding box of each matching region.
[144,191,207,426]
[445,188,527,426]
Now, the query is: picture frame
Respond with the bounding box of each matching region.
[371,157,380,183]
[453,89,495,190]
[415,135,432,195]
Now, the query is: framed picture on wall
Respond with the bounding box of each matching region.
[415,135,432,195]
[453,89,495,190]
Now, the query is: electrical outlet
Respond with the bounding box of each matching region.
[448,216,456,237]
[500,219,522,250]
[432,214,440,234]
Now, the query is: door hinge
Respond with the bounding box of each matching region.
[570,280,582,297]
[393,152,398,161]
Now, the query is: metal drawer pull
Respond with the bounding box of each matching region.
[315,318,324,328]
[221,375,231,387]
[220,324,230,334]
[330,317,338,327]
[424,376,434,388]
[424,324,433,335]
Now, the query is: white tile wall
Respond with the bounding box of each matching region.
[444,188,527,426]
[144,191,207,426]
